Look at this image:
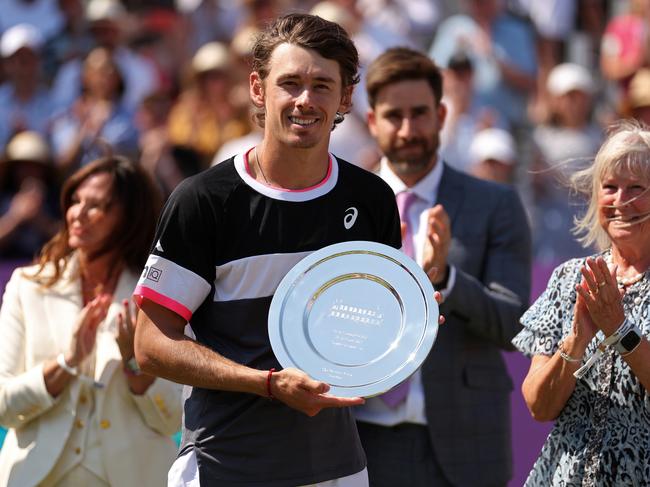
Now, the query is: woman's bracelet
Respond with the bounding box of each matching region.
[558,340,583,363]
[123,357,142,377]
[56,353,79,376]
[56,353,104,388]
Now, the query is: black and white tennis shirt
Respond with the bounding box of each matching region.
[134,150,401,486]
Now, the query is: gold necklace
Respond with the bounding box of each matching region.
[253,147,270,185]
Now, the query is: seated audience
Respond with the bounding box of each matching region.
[168,41,252,168]
[50,0,159,114]
[0,24,54,149]
[51,47,139,174]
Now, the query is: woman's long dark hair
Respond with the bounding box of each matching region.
[30,156,161,286]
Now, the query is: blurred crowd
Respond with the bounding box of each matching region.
[1,0,649,273]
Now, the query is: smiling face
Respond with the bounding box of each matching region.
[368,78,446,185]
[598,168,650,245]
[250,43,351,151]
[66,172,122,256]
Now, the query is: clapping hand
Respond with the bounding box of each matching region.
[422,204,451,287]
[575,257,625,336]
[572,282,598,348]
[116,298,137,361]
[65,293,112,367]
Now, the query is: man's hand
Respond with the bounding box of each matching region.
[269,367,364,417]
[422,204,451,286]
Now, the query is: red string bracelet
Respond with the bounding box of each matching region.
[266,368,276,399]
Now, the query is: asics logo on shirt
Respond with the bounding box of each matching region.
[344,207,358,229]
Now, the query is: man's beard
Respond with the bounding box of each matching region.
[385,137,438,176]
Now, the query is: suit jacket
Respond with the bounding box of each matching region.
[0,256,183,487]
[422,164,531,486]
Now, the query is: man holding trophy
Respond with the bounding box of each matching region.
[132,13,408,487]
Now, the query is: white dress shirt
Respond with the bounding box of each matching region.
[355,157,456,426]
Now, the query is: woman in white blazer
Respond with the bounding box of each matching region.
[0,156,182,486]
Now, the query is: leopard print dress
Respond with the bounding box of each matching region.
[512,253,650,487]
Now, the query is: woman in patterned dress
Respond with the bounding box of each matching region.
[513,121,650,486]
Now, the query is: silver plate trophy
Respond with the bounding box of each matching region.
[268,241,439,398]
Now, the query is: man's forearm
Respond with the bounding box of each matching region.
[134,301,267,396]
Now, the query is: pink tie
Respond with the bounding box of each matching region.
[396,191,417,259]
[380,191,417,408]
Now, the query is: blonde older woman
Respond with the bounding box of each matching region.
[513,121,650,485]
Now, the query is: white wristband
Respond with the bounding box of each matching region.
[56,353,104,389]
[56,353,78,376]
[573,326,627,379]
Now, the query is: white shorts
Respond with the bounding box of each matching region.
[168,450,368,487]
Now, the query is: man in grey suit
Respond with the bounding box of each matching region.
[355,47,531,486]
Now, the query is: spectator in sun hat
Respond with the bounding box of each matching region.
[0,23,54,149]
[547,62,595,97]
[536,63,602,165]
[469,127,517,184]
[530,62,602,281]
[0,131,59,259]
[532,62,602,178]
[50,0,159,113]
[168,41,252,168]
